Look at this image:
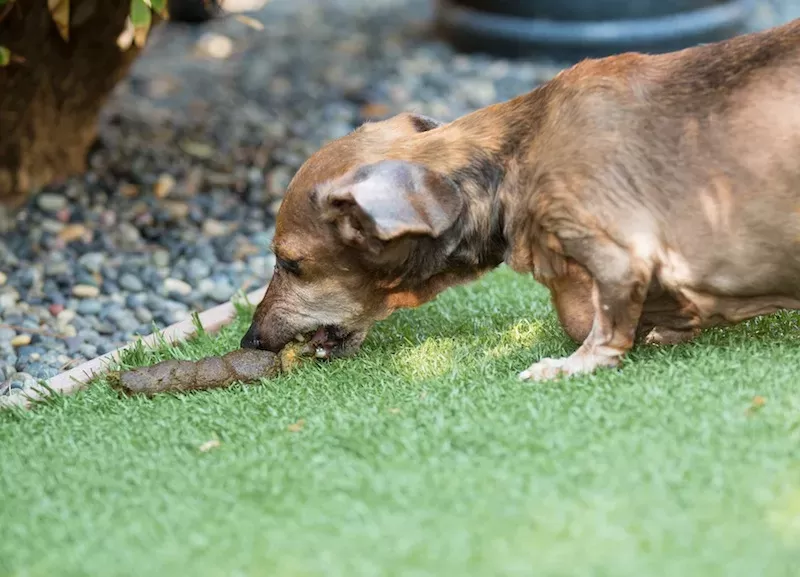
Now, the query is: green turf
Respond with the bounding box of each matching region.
[2,266,800,577]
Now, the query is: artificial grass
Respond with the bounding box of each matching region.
[2,266,800,577]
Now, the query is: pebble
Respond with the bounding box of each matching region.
[26,363,58,380]
[40,219,64,234]
[92,319,116,335]
[10,335,32,348]
[15,346,42,365]
[134,307,154,324]
[119,273,145,292]
[96,342,116,355]
[249,254,276,273]
[35,193,67,213]
[78,252,106,273]
[77,300,103,315]
[180,139,214,159]
[162,201,190,219]
[9,372,37,393]
[56,309,76,325]
[75,272,98,288]
[209,280,236,302]
[100,210,117,228]
[72,284,100,298]
[14,268,38,290]
[119,183,139,198]
[153,250,171,268]
[45,259,70,276]
[126,293,148,309]
[62,336,80,354]
[78,344,98,358]
[202,219,229,237]
[185,258,212,282]
[0,328,16,343]
[103,263,122,281]
[106,308,139,333]
[267,166,293,198]
[164,278,192,296]
[58,223,90,243]
[117,222,142,247]
[154,174,176,198]
[197,32,234,59]
[197,278,216,295]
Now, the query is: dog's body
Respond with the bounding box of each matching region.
[242,19,800,381]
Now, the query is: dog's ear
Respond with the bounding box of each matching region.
[318,160,463,253]
[404,113,444,133]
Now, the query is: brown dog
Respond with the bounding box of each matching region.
[241,19,800,381]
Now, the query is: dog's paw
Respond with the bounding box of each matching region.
[518,357,570,382]
[518,351,620,382]
[644,326,700,346]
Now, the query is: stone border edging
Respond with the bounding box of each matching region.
[0,285,268,410]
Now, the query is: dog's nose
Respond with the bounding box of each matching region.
[240,326,262,350]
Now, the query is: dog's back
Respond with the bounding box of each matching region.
[534,19,800,299]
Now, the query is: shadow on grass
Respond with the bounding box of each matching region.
[367,274,800,388]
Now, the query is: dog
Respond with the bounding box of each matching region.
[241,18,800,381]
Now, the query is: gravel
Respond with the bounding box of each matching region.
[0,0,793,398]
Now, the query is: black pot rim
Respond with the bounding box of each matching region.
[436,0,757,49]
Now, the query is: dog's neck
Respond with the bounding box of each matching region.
[398,87,551,280]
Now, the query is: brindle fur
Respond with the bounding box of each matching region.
[242,19,800,381]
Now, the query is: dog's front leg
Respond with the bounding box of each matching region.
[520,237,652,382]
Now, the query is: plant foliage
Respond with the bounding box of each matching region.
[0,0,170,66]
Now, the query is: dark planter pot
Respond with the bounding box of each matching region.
[167,0,223,23]
[435,0,758,61]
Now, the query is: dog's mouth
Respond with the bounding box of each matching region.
[295,325,362,360]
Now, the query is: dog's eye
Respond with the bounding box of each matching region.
[276,256,301,276]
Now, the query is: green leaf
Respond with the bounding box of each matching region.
[130,0,151,27]
[150,0,168,18]
[0,0,10,7]
[129,0,152,47]
[48,0,70,42]
[0,46,10,66]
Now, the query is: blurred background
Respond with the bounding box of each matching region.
[0,0,798,394]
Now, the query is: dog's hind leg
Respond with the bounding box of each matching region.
[520,235,652,382]
[642,326,701,345]
[636,289,703,345]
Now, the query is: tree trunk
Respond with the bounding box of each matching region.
[0,0,158,208]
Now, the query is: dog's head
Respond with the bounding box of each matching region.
[240,113,483,357]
